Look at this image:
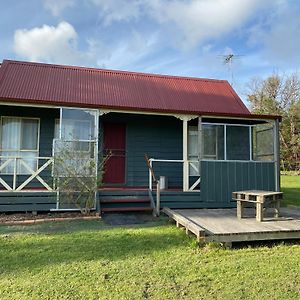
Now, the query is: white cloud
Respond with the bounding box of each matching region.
[13,22,93,65]
[90,0,266,49]
[43,0,75,16]
[90,0,142,25]
[94,31,159,70]
[13,21,157,69]
[248,1,300,65]
[147,0,265,49]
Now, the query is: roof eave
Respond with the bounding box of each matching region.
[0,97,281,121]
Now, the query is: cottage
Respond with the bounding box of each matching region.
[0,60,281,213]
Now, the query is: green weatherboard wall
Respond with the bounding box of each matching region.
[200,160,275,207]
[0,109,276,211]
[100,113,183,188]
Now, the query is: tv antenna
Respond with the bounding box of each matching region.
[218,53,243,86]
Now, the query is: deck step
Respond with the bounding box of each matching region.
[100,198,150,204]
[101,206,153,212]
[99,191,152,213]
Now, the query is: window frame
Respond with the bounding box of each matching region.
[197,122,275,163]
[0,116,40,174]
[54,118,93,153]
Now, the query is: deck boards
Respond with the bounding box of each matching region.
[163,207,300,243]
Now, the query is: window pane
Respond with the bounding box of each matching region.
[188,126,199,175]
[202,125,224,160]
[61,108,96,140]
[54,119,60,139]
[253,124,274,161]
[188,126,198,157]
[18,152,37,174]
[21,119,39,150]
[226,126,250,160]
[0,151,18,173]
[1,117,20,150]
[1,117,39,174]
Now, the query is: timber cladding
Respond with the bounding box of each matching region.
[0,192,56,212]
[100,113,183,188]
[201,161,276,204]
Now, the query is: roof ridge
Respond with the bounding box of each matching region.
[3,59,228,83]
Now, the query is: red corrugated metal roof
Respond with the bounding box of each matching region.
[0,59,251,116]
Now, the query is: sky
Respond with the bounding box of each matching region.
[1,0,300,103]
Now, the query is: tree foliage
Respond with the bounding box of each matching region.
[247,73,300,170]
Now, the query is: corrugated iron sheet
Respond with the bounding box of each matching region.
[0,59,251,116]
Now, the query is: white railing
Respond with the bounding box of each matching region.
[148,158,201,192]
[0,156,54,192]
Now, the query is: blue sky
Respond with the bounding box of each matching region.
[1,0,300,102]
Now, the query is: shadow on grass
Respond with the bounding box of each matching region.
[0,215,169,235]
[0,219,187,274]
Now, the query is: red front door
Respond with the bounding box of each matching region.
[103,123,126,184]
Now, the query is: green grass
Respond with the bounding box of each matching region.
[0,219,299,300]
[281,175,300,206]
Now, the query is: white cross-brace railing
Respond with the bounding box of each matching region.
[148,158,201,192]
[0,156,54,192]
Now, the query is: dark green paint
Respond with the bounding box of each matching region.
[0,108,277,212]
[201,160,276,205]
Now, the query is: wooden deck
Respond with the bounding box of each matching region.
[163,207,300,244]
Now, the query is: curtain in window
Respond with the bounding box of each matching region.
[1,117,20,173]
[1,117,20,150]
[21,119,38,150]
[0,117,39,174]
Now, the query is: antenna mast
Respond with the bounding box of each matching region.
[220,53,243,86]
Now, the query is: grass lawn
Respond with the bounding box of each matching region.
[0,219,299,300]
[281,175,300,206]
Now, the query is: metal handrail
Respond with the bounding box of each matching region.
[145,154,159,216]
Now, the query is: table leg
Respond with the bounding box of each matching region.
[256,196,263,222]
[237,200,244,219]
[274,197,280,218]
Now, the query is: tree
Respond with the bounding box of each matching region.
[247,73,300,170]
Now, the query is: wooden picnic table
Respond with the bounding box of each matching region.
[232,190,283,222]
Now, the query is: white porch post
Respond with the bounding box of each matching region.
[183,117,189,191]
[198,116,202,175]
[174,114,198,192]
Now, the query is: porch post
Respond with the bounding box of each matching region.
[274,119,280,192]
[198,116,202,171]
[183,117,189,191]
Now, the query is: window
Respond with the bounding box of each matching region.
[54,118,92,152]
[202,125,224,160]
[188,126,199,176]
[226,126,250,160]
[54,118,60,139]
[0,117,39,174]
[53,108,98,178]
[189,122,274,162]
[54,118,92,140]
[252,124,274,161]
